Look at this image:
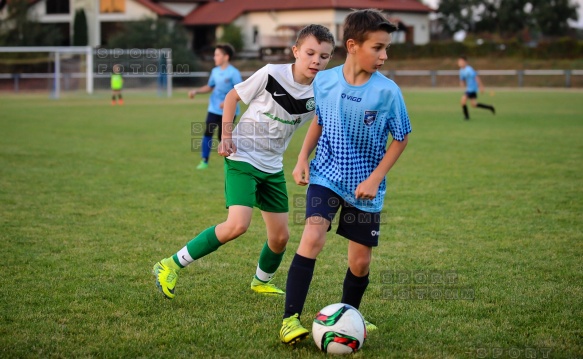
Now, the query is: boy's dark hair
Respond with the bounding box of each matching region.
[216,43,235,60]
[459,55,468,61]
[295,24,335,49]
[343,9,398,50]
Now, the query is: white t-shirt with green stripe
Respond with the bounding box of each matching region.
[228,64,316,173]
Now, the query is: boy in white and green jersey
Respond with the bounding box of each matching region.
[153,25,335,300]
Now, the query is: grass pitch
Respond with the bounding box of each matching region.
[0,89,581,358]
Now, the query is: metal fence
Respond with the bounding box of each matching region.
[1,69,583,93]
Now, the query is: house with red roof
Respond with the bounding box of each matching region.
[1,0,433,51]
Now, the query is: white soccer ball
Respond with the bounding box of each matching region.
[312,303,367,354]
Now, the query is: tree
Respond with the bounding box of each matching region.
[531,0,579,36]
[107,18,198,73]
[437,0,481,34]
[0,0,63,46]
[73,9,88,46]
[218,24,244,52]
[437,0,580,39]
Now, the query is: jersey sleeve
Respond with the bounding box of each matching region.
[387,89,412,141]
[207,68,216,88]
[232,68,243,86]
[234,65,269,105]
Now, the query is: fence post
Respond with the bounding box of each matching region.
[565,70,571,88]
[517,70,524,87]
[13,73,19,92]
[52,51,61,99]
[166,49,172,98]
[430,70,437,87]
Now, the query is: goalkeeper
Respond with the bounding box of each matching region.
[111,64,123,105]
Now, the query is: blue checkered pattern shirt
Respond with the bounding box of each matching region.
[459,65,478,93]
[310,65,411,212]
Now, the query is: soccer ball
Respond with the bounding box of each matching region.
[312,303,367,354]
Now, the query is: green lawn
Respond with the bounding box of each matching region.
[1,89,581,358]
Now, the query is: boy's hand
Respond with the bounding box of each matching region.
[188,90,196,99]
[292,160,310,186]
[218,138,236,157]
[355,178,380,200]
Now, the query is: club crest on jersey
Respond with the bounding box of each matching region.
[306,98,315,111]
[363,111,378,126]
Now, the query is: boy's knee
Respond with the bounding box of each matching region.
[349,257,371,275]
[270,231,289,247]
[223,221,249,239]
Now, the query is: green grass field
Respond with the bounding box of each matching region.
[1,89,582,358]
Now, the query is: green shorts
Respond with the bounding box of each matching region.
[224,158,289,213]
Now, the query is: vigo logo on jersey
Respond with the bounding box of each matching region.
[341,93,362,102]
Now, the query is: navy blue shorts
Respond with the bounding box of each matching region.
[204,113,237,139]
[305,184,380,247]
[465,91,478,99]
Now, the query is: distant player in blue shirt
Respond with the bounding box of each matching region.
[458,56,495,120]
[189,44,242,169]
[279,9,411,345]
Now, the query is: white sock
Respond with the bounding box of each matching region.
[255,265,274,282]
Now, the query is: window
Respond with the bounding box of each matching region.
[46,0,70,15]
[253,26,259,44]
[100,0,125,13]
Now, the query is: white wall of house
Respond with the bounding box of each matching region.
[235,10,337,51]
[233,9,429,51]
[391,12,430,45]
[162,3,198,17]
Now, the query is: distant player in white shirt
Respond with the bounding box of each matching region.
[153,25,335,300]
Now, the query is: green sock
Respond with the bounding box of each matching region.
[255,241,285,282]
[172,226,222,268]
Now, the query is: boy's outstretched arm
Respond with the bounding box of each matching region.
[188,84,213,99]
[354,135,409,199]
[292,117,322,186]
[218,89,240,157]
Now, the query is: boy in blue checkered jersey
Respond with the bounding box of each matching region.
[458,56,495,120]
[279,9,411,345]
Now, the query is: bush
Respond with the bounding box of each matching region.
[218,24,244,52]
[73,9,88,46]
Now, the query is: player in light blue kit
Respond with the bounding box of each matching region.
[279,9,411,345]
[189,44,242,169]
[458,56,495,120]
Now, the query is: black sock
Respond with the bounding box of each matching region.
[118,94,123,100]
[341,268,369,310]
[477,103,495,114]
[284,254,316,319]
[112,95,116,101]
[463,105,469,120]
